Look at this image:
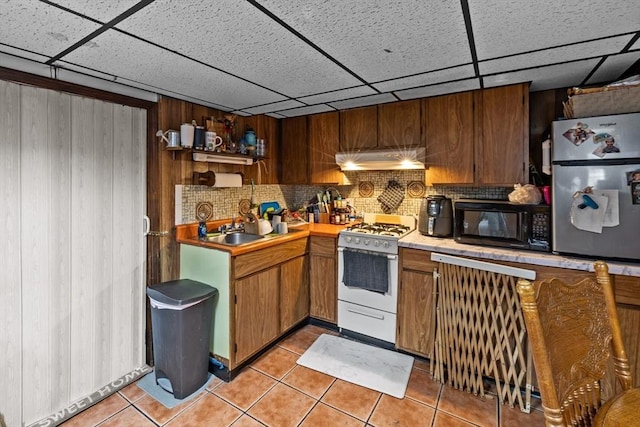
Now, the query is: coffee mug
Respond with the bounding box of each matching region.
[194,126,206,150]
[277,222,288,234]
[205,131,223,151]
[180,123,194,148]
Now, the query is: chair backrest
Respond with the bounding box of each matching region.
[516,261,632,427]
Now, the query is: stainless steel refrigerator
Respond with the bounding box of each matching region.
[551,112,640,261]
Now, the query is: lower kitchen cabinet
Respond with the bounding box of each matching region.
[309,236,337,323]
[397,248,436,358]
[232,238,308,367]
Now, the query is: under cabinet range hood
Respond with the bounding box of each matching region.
[335,147,426,171]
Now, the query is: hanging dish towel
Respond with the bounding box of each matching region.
[377,180,405,213]
[342,249,389,293]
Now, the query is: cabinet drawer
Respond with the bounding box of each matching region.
[614,275,640,306]
[233,238,307,279]
[400,248,436,273]
[310,236,336,256]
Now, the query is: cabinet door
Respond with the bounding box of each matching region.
[477,83,528,185]
[280,255,309,332]
[309,254,337,323]
[309,112,342,184]
[280,116,308,184]
[235,268,280,363]
[240,115,280,184]
[423,92,475,185]
[378,100,421,148]
[397,270,435,358]
[340,106,377,151]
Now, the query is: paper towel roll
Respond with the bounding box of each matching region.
[213,172,242,188]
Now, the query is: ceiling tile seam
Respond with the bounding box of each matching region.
[459,0,481,88]
[477,32,639,64]
[580,57,609,87]
[369,62,475,86]
[245,0,380,94]
[390,76,479,94]
[44,0,157,65]
[622,33,640,52]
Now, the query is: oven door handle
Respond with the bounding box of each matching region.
[347,308,385,320]
[338,247,397,260]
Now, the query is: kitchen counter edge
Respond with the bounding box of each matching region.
[399,231,640,277]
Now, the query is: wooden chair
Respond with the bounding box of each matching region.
[516,261,634,427]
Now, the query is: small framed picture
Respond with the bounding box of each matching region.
[626,170,640,185]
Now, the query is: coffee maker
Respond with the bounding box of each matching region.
[418,195,453,237]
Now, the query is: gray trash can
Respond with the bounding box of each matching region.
[147,279,217,399]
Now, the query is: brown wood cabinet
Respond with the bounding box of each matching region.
[308,112,344,184]
[424,83,529,186]
[309,236,338,323]
[238,114,280,185]
[280,116,308,184]
[232,238,308,366]
[397,248,436,358]
[378,100,422,149]
[340,100,422,151]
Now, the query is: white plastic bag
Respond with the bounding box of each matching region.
[508,184,542,205]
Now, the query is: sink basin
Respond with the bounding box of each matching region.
[207,232,266,246]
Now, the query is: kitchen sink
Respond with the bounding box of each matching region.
[207,232,266,246]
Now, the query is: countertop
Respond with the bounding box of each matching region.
[175,220,349,256]
[399,231,640,277]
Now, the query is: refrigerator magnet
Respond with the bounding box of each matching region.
[627,170,640,185]
[632,181,640,205]
[562,122,594,146]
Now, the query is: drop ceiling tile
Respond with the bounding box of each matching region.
[586,51,640,85]
[255,0,472,82]
[469,0,640,60]
[328,93,397,110]
[275,104,335,118]
[297,86,377,104]
[49,0,141,22]
[373,64,476,92]
[242,100,305,115]
[632,39,640,50]
[114,0,362,98]
[60,29,286,110]
[479,36,633,75]
[266,112,287,119]
[395,79,480,100]
[0,1,100,58]
[483,59,601,92]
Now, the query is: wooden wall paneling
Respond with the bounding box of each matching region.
[0,80,22,426]
[280,116,309,184]
[309,112,342,184]
[20,85,57,420]
[529,89,566,186]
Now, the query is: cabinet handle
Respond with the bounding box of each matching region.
[347,308,384,320]
[144,215,169,237]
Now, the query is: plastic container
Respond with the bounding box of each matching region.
[147,279,218,399]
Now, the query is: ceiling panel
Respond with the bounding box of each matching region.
[483,59,601,91]
[297,86,377,105]
[114,0,362,98]
[395,79,481,100]
[328,93,397,110]
[0,1,99,58]
[469,0,640,60]
[373,64,476,92]
[479,36,633,75]
[255,0,473,82]
[49,0,141,22]
[275,104,335,117]
[242,100,306,115]
[586,51,640,84]
[59,29,287,109]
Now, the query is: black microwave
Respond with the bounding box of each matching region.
[453,199,551,252]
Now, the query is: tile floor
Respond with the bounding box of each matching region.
[60,325,546,426]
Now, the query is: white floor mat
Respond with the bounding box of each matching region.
[297,334,414,398]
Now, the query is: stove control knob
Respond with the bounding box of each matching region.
[374,240,380,247]
[355,237,360,244]
[363,238,370,246]
[346,236,352,243]
[383,241,390,249]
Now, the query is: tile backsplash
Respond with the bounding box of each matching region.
[176,171,512,225]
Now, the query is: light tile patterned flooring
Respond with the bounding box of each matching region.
[61,325,546,426]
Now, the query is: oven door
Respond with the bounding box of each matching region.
[337,247,398,313]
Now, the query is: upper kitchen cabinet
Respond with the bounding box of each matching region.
[476,84,529,185]
[309,112,345,184]
[280,116,309,184]
[377,100,422,148]
[236,114,280,185]
[339,106,377,151]
[340,101,422,151]
[423,92,475,185]
[424,83,529,186]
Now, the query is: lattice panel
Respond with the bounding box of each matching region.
[432,261,533,412]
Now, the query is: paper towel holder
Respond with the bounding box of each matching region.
[192,171,244,187]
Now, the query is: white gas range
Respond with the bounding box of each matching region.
[337,214,416,344]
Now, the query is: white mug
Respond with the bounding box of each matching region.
[180,123,194,148]
[277,222,288,234]
[205,131,223,151]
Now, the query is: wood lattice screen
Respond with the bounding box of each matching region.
[430,253,535,413]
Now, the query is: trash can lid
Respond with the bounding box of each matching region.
[146,279,218,306]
